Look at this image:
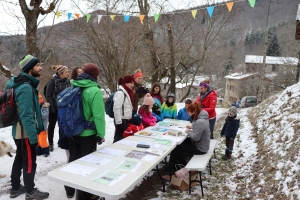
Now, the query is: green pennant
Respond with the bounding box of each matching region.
[86,14,91,23]
[248,0,256,8]
[154,14,160,22]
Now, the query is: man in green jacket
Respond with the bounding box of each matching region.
[7,55,49,199]
[64,63,106,199]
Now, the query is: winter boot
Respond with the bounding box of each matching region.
[222,148,231,160]
[10,184,26,198]
[25,188,49,200]
[49,144,54,152]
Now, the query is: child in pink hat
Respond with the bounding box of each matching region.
[138,93,157,128]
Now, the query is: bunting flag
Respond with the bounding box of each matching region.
[67,13,72,21]
[56,12,61,19]
[98,15,102,24]
[206,6,215,18]
[110,15,116,22]
[139,15,145,24]
[124,15,130,22]
[226,2,234,12]
[86,14,91,22]
[154,14,160,22]
[248,0,256,8]
[191,10,197,19]
[75,13,80,20]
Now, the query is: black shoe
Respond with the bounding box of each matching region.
[222,155,231,160]
[10,184,26,198]
[25,188,49,200]
[49,144,54,152]
[67,194,74,198]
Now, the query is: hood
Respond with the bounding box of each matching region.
[72,79,100,88]
[6,72,40,89]
[197,110,209,120]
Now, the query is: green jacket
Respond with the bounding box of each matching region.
[72,79,106,138]
[6,72,43,144]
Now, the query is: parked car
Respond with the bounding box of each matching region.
[231,100,241,108]
[240,96,258,108]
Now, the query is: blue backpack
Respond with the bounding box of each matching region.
[57,87,95,137]
[105,90,125,118]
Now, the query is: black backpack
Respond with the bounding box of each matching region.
[105,90,126,118]
[0,88,20,128]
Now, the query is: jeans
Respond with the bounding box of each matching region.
[209,117,216,139]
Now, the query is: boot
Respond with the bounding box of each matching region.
[222,148,231,160]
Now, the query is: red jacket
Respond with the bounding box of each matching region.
[123,124,144,138]
[196,90,217,119]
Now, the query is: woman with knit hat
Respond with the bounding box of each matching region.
[138,93,157,128]
[132,69,149,116]
[45,65,71,152]
[113,75,135,142]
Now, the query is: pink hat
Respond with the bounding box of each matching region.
[143,93,154,106]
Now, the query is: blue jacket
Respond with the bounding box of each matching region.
[220,117,240,139]
[152,112,164,122]
[176,107,191,121]
[40,103,49,131]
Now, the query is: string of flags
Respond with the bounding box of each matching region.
[57,0,256,24]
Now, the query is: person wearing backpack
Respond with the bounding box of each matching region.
[64,63,105,199]
[45,65,71,152]
[113,75,135,143]
[6,55,49,199]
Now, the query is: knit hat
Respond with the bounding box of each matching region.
[131,114,142,126]
[228,106,237,117]
[152,103,160,112]
[52,65,68,75]
[122,75,135,84]
[167,93,176,100]
[83,63,100,80]
[143,93,154,105]
[19,55,40,73]
[134,71,143,79]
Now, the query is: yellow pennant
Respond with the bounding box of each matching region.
[226,2,235,12]
[191,10,197,19]
[56,12,61,19]
[110,15,116,22]
[139,15,145,24]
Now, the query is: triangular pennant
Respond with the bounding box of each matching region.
[139,15,145,24]
[56,12,61,19]
[86,14,91,23]
[68,13,72,21]
[206,6,215,18]
[124,15,130,22]
[191,10,197,19]
[110,15,116,22]
[98,15,102,24]
[248,0,256,8]
[226,2,234,12]
[75,13,80,20]
[154,14,160,22]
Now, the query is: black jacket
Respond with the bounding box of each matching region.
[46,75,71,113]
[220,117,240,139]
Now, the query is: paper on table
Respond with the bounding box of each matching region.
[141,154,157,162]
[153,138,175,146]
[98,148,126,156]
[94,170,127,186]
[138,141,161,149]
[146,148,165,156]
[116,160,142,172]
[125,150,147,160]
[151,127,169,132]
[79,155,110,166]
[116,140,138,147]
[60,164,97,177]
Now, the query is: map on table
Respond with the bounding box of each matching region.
[98,148,126,156]
[79,155,110,166]
[116,160,142,172]
[151,127,169,132]
[138,131,153,136]
[94,170,127,186]
[153,138,174,146]
[125,150,158,162]
[158,122,174,127]
[60,163,97,177]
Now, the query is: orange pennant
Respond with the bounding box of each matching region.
[139,15,145,24]
[75,13,80,19]
[226,2,234,12]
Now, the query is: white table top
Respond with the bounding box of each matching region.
[134,119,191,144]
[47,136,176,200]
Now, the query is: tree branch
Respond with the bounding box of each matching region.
[39,0,58,15]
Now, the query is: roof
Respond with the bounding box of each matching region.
[160,75,210,89]
[224,72,257,80]
[245,55,298,65]
[297,4,300,20]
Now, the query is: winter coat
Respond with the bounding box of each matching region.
[113,85,134,125]
[220,117,240,139]
[176,107,191,121]
[133,82,146,112]
[138,108,157,128]
[6,72,43,145]
[123,123,144,138]
[187,110,210,153]
[72,78,106,138]
[46,75,71,113]
[161,102,177,119]
[37,130,49,148]
[196,90,217,119]
[152,111,164,122]
[41,102,50,131]
[152,94,164,107]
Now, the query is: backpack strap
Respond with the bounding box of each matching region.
[118,89,126,116]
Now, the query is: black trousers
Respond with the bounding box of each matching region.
[169,138,206,168]
[209,118,216,139]
[113,119,129,143]
[64,135,97,199]
[48,111,58,145]
[11,138,37,193]
[225,137,234,150]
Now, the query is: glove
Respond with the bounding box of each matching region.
[95,135,105,145]
[115,124,123,132]
[135,87,144,94]
[149,122,156,126]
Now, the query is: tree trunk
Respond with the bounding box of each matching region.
[26,14,39,55]
[167,23,176,95]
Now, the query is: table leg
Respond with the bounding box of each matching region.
[165,157,172,182]
[75,189,79,200]
[214,149,216,158]
[209,159,212,175]
[156,165,166,192]
[189,171,191,195]
[199,171,204,196]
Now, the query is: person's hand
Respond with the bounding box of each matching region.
[185,129,189,133]
[95,136,105,145]
[149,122,156,126]
[186,125,192,129]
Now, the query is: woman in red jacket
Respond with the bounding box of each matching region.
[195,80,217,139]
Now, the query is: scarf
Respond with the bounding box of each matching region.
[76,73,96,82]
[166,100,174,107]
[122,83,134,104]
[200,86,212,102]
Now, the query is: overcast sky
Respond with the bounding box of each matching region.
[0,0,232,35]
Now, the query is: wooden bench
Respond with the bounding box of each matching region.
[185,139,218,196]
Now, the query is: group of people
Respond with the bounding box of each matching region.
[5,54,240,200]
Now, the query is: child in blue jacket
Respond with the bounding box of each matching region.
[220,106,240,160]
[176,99,192,121]
[152,103,164,122]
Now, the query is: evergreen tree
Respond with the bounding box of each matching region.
[224,51,234,75]
[267,34,281,56]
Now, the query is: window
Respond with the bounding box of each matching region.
[230,85,235,91]
[229,97,233,102]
